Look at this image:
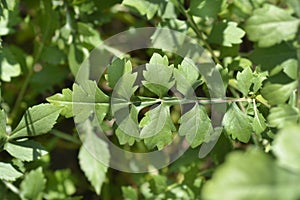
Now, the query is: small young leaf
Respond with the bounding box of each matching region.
[174,58,200,96]
[106,58,132,88]
[143,53,174,97]
[236,67,253,96]
[20,167,46,200]
[4,140,48,162]
[245,4,300,47]
[0,162,22,181]
[179,104,213,148]
[222,103,252,143]
[208,21,245,47]
[9,104,61,140]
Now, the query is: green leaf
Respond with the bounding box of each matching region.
[0,162,22,181]
[208,21,245,47]
[47,88,73,118]
[245,4,300,47]
[282,59,298,80]
[178,104,213,148]
[143,53,174,97]
[140,104,168,138]
[189,0,223,18]
[106,58,132,88]
[286,0,300,17]
[73,80,109,123]
[122,0,163,19]
[4,140,48,162]
[202,148,300,200]
[249,43,297,71]
[0,48,21,82]
[78,121,109,195]
[261,81,297,105]
[252,107,266,136]
[115,105,139,145]
[141,104,175,150]
[273,125,300,172]
[9,104,61,140]
[236,67,253,96]
[122,186,138,200]
[0,109,7,147]
[20,167,46,200]
[223,103,252,143]
[268,104,299,128]
[174,58,200,96]
[252,71,267,93]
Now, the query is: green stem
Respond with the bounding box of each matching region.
[175,1,221,64]
[51,129,81,145]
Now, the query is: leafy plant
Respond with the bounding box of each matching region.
[0,0,300,199]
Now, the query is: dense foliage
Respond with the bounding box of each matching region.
[0,0,300,199]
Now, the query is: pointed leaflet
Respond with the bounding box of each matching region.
[140,104,175,150]
[72,80,109,123]
[208,21,245,47]
[0,109,7,147]
[20,167,46,200]
[236,67,253,96]
[78,120,109,195]
[4,140,48,162]
[46,88,73,118]
[115,105,139,145]
[143,53,174,97]
[140,104,168,138]
[222,103,252,143]
[273,125,300,172]
[179,104,213,148]
[0,162,22,181]
[174,58,200,96]
[106,58,132,88]
[245,4,300,47]
[202,149,300,200]
[9,104,61,140]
